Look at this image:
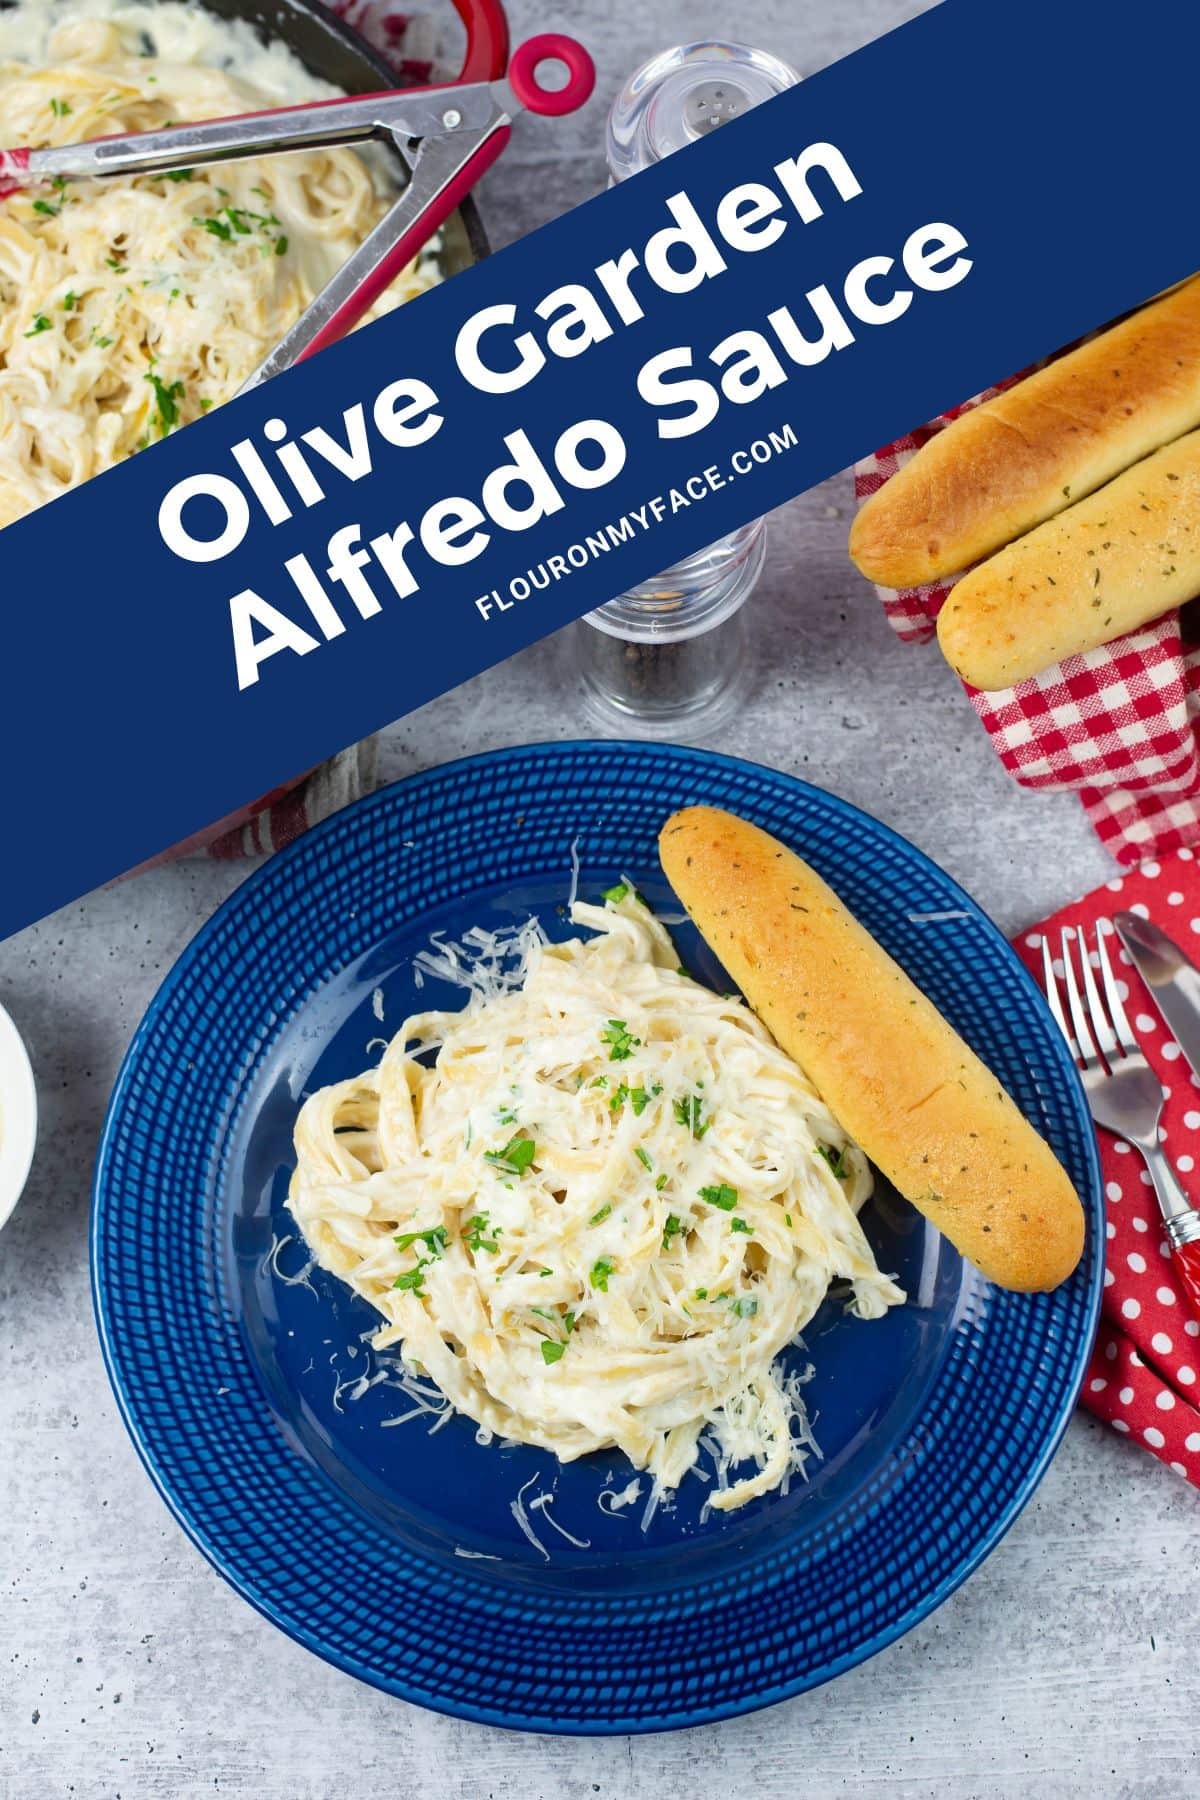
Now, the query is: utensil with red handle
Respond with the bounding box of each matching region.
[0,0,594,390]
[1112,908,1200,1319]
[1174,1236,1200,1318]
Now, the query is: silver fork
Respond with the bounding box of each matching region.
[1040,922,1200,1249]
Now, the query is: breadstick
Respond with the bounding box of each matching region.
[937,428,1200,689]
[849,277,1200,588]
[659,807,1084,1291]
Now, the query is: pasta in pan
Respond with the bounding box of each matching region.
[289,890,904,1512]
[0,0,441,526]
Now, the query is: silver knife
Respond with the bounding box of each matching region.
[1114,910,1200,1077]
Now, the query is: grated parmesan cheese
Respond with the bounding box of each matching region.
[287,891,904,1512]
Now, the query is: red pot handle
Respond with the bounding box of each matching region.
[452,0,510,83]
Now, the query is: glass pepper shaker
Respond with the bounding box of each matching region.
[575,41,800,735]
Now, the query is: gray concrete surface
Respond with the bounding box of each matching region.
[2,1,1197,1794]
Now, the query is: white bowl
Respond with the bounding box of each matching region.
[0,999,36,1229]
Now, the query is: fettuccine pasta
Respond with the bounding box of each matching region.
[289,891,904,1512]
[0,0,441,526]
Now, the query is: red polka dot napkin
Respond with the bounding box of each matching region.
[1016,851,1200,1484]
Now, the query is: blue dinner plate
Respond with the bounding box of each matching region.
[91,741,1102,1733]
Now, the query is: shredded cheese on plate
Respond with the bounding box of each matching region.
[289,891,905,1513]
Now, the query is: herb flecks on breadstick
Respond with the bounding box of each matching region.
[850,276,1200,589]
[937,428,1200,689]
[660,807,1084,1291]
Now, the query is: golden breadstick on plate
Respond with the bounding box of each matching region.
[660,807,1084,1291]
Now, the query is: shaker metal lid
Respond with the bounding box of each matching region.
[606,41,801,182]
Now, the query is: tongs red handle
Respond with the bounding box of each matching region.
[0,0,510,197]
[0,0,594,389]
[236,30,593,387]
[407,0,592,105]
[508,34,596,115]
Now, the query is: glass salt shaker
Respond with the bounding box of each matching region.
[575,41,800,735]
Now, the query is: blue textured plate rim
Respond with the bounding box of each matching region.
[90,740,1104,1735]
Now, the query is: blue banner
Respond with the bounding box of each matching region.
[2,0,1199,938]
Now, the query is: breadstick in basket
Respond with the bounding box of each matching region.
[849,276,1200,588]
[937,427,1200,689]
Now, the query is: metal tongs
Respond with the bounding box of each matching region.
[0,0,593,392]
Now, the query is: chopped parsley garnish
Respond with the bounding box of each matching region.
[674,1093,709,1138]
[661,1213,684,1249]
[630,1083,661,1117]
[32,199,59,218]
[589,1257,614,1292]
[61,291,76,311]
[484,1133,536,1176]
[540,1340,565,1365]
[609,1082,629,1113]
[655,1174,668,1191]
[105,256,124,271]
[91,332,113,347]
[496,1105,518,1126]
[601,1019,640,1061]
[23,313,51,337]
[393,1225,447,1256]
[695,1287,708,1300]
[731,1217,753,1235]
[563,1310,577,1334]
[589,1203,612,1225]
[462,1213,500,1254]
[602,881,629,904]
[193,203,287,254]
[635,1147,653,1172]
[816,1144,848,1180]
[144,370,185,437]
[392,1262,430,1295]
[730,1295,758,1318]
[164,168,195,182]
[49,97,71,117]
[700,1182,738,1212]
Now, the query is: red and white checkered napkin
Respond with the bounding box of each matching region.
[136,740,377,868]
[1014,851,1200,1485]
[854,389,1200,867]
